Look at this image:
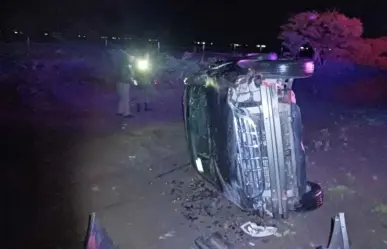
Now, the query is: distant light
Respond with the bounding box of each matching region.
[268,53,278,60]
[112,37,116,40]
[136,58,150,71]
[14,30,18,34]
[304,61,314,74]
[210,42,213,45]
[256,44,266,48]
[44,33,48,36]
[300,46,305,50]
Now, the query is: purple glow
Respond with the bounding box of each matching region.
[304,61,314,74]
[309,13,318,20]
[247,53,259,57]
[237,59,251,68]
[268,53,278,60]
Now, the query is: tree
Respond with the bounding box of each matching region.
[279,11,363,65]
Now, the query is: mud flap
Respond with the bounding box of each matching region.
[260,84,289,219]
[318,213,350,249]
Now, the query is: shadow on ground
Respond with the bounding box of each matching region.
[1,78,121,249]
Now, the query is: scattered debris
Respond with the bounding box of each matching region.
[345,172,356,182]
[240,222,278,238]
[327,185,353,194]
[91,185,100,192]
[373,204,387,214]
[155,162,190,178]
[159,230,176,240]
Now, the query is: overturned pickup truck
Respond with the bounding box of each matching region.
[183,54,323,219]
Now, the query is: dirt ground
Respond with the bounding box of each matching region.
[2,77,387,249]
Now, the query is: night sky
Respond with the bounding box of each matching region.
[1,0,386,46]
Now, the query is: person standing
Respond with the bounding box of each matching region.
[109,48,136,118]
[136,52,154,112]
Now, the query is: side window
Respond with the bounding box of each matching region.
[187,86,212,176]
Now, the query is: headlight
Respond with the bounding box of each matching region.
[136,58,150,71]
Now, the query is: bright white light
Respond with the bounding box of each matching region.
[261,45,266,48]
[195,158,204,173]
[136,59,150,71]
[14,31,18,34]
[279,64,288,73]
[44,33,48,36]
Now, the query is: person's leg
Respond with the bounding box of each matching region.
[144,83,153,111]
[122,83,133,117]
[136,87,143,112]
[116,82,124,115]
[144,92,151,111]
